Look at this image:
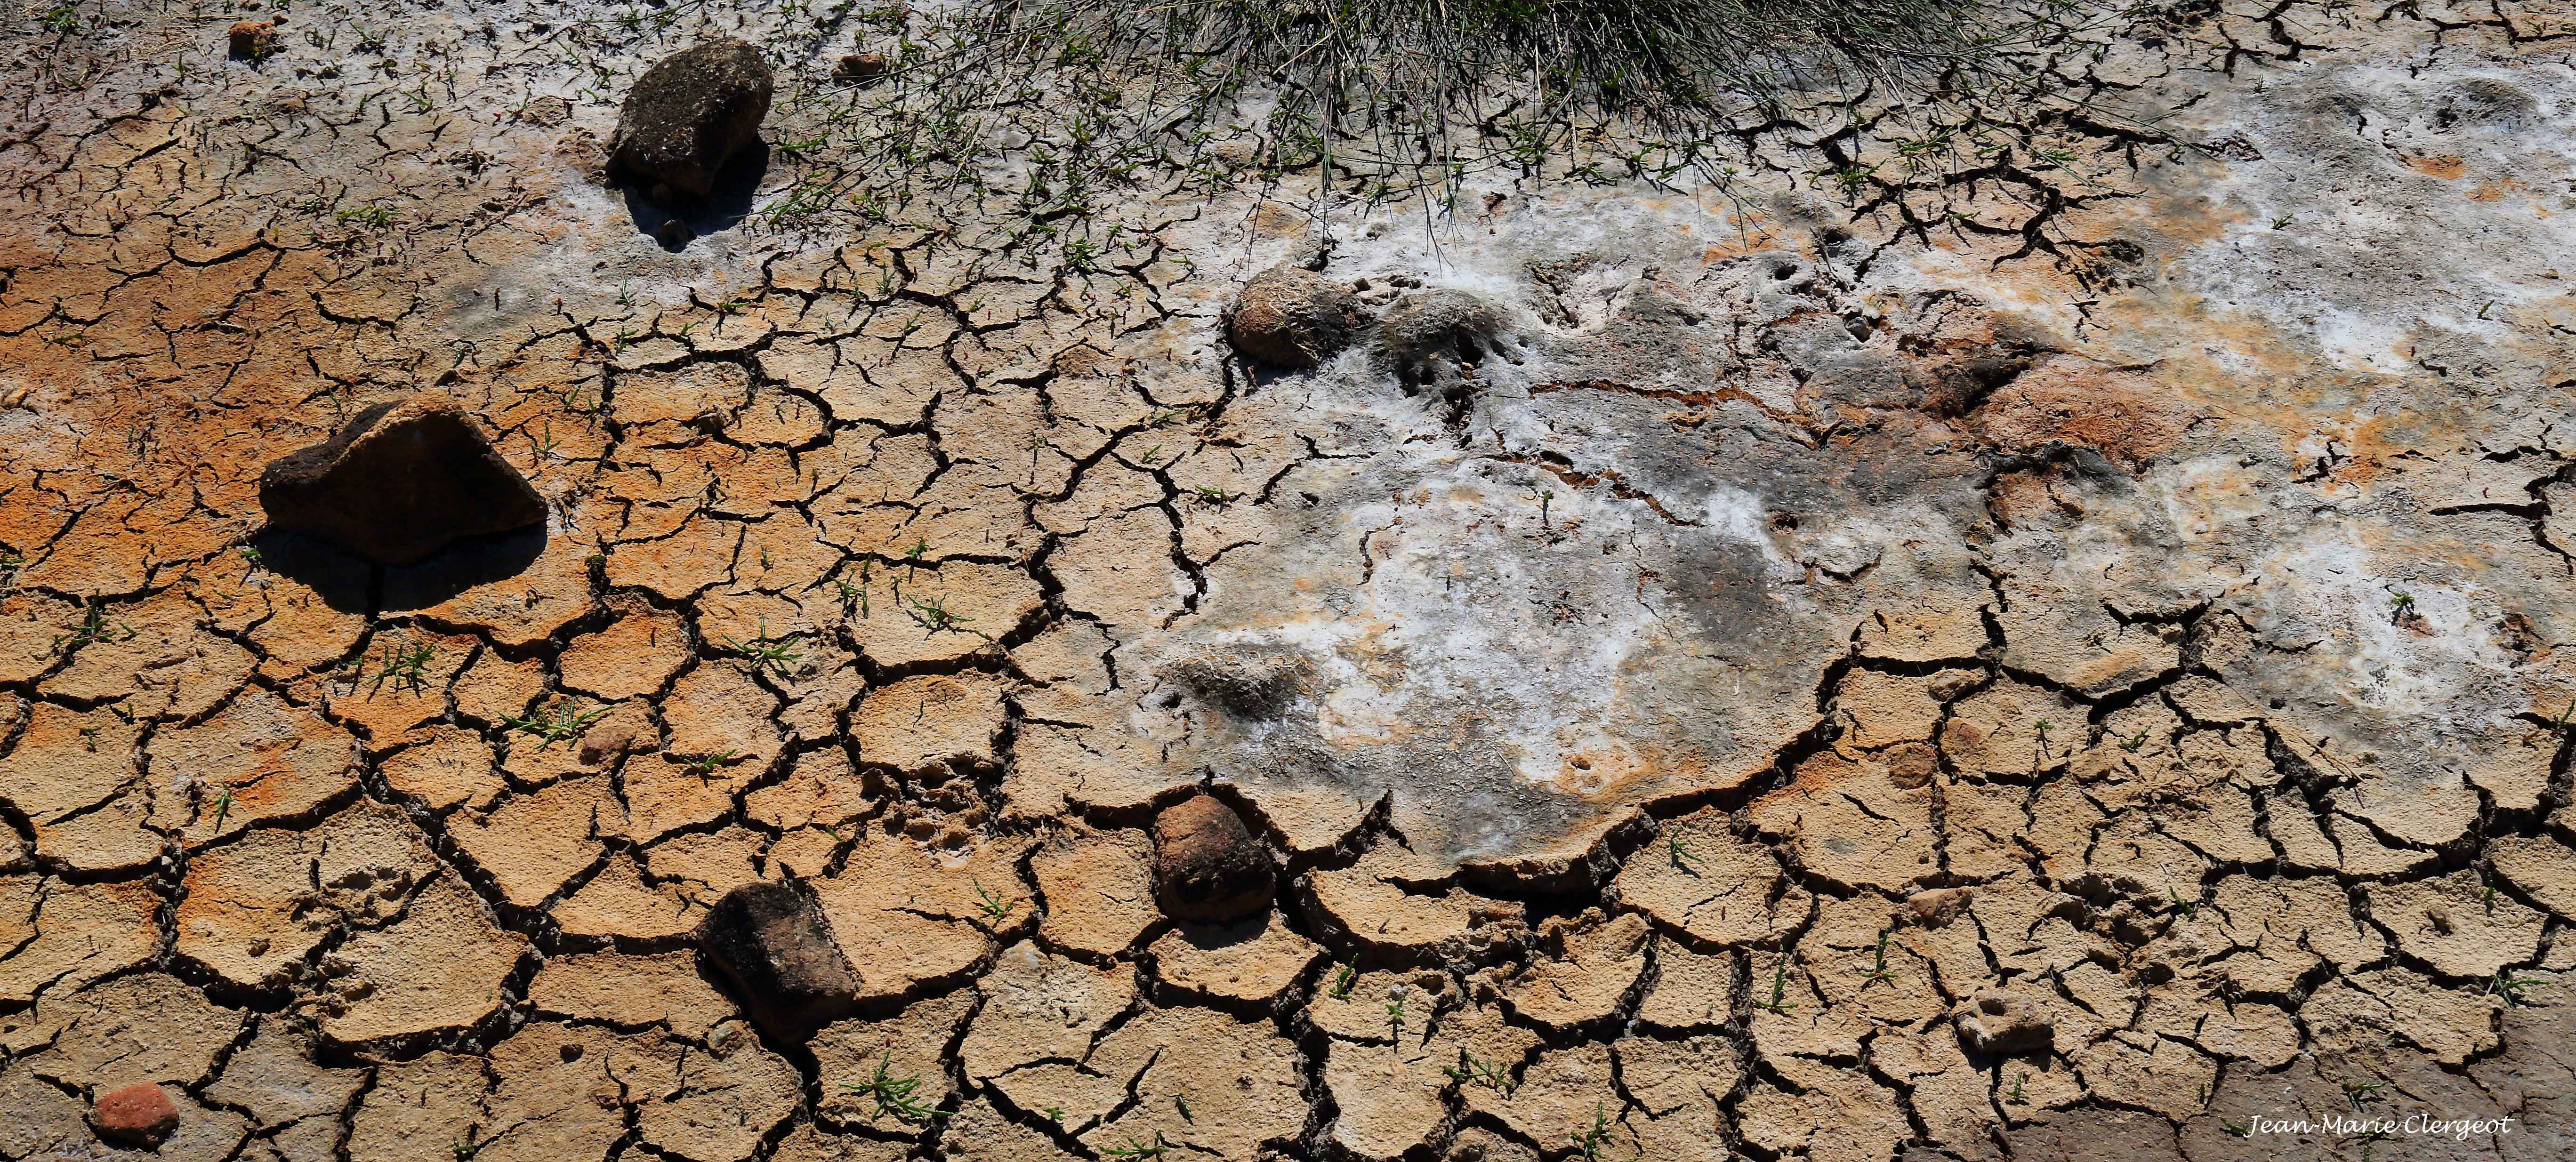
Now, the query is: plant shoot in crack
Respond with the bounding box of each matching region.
[840,1050,948,1124]
[724,624,806,676]
[972,878,1019,922]
[502,697,610,748]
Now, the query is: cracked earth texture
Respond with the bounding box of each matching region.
[4,0,2576,1160]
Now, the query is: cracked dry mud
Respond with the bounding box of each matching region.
[4,1,2576,1161]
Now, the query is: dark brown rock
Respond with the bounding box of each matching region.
[1151,794,1275,923]
[697,882,860,1041]
[92,1082,180,1148]
[1954,988,2053,1056]
[610,39,773,204]
[259,394,546,566]
[1227,266,1363,369]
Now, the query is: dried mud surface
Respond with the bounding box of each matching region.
[4,1,2576,1160]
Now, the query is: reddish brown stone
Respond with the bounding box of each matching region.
[92,1083,180,1147]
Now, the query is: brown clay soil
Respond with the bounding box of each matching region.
[2,1,2574,1161]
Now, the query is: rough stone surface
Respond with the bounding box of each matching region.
[258,393,547,565]
[91,1082,181,1147]
[695,881,861,1040]
[1228,265,1364,368]
[610,39,773,201]
[1151,793,1275,923]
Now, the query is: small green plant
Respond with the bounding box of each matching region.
[2165,888,2199,920]
[679,750,741,780]
[2388,589,2416,614]
[209,785,236,831]
[2343,1079,2387,1111]
[1750,958,1798,1015]
[41,5,79,34]
[906,594,976,634]
[2119,726,2149,752]
[1861,929,1896,985]
[904,537,931,562]
[363,640,436,695]
[839,1050,947,1124]
[1102,1133,1167,1160]
[501,697,609,748]
[1667,831,1705,872]
[53,601,136,654]
[1570,1102,1615,1161]
[723,625,805,676]
[1192,485,1234,505]
[2005,1073,2028,1105]
[1442,1048,1513,1094]
[1172,1094,1192,1122]
[1328,961,1357,999]
[238,545,264,569]
[972,878,1018,922]
[336,205,397,229]
[1384,993,1408,1036]
[833,576,871,617]
[2489,970,2535,1006]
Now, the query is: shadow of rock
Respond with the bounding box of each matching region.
[379,524,548,614]
[256,524,549,618]
[248,529,375,615]
[621,141,768,251]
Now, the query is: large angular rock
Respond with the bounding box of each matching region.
[697,882,861,1041]
[1151,794,1274,923]
[1227,266,1363,369]
[610,39,774,203]
[259,394,545,565]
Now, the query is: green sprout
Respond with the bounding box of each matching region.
[1750,958,1798,1015]
[1328,960,1357,1000]
[838,1050,948,1124]
[972,879,1018,922]
[1570,1102,1615,1161]
[906,594,976,634]
[1861,929,1895,984]
[722,625,805,676]
[1667,831,1705,872]
[53,601,136,655]
[1441,1048,1513,1095]
[209,785,236,831]
[363,640,435,695]
[500,697,610,748]
[1102,1133,1167,1159]
[679,750,741,780]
